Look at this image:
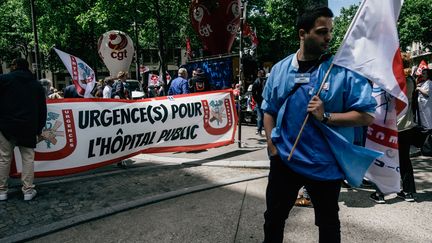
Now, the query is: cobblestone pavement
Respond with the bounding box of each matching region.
[0,161,267,242]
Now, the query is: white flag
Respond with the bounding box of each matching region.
[332,0,407,194]
[54,48,96,98]
[333,0,407,115]
[365,87,400,194]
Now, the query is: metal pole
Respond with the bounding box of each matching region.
[237,0,247,148]
[133,20,140,81]
[30,0,41,80]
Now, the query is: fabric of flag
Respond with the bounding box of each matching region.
[314,120,383,187]
[242,22,259,47]
[186,37,192,59]
[148,73,160,87]
[415,60,428,76]
[140,65,150,74]
[332,0,406,193]
[333,0,407,116]
[364,86,400,194]
[54,48,96,98]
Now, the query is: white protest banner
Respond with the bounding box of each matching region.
[11,90,237,177]
[365,86,400,194]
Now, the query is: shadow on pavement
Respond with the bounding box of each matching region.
[183,149,261,166]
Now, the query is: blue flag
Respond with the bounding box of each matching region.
[313,120,383,187]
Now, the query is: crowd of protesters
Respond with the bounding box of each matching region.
[0,14,431,243]
[36,66,215,101]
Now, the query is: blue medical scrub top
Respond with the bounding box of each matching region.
[262,52,376,181]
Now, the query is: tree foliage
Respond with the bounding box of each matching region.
[329,4,358,54]
[398,0,432,50]
[1,0,432,75]
[0,0,32,62]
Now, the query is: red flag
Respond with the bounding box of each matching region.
[148,74,160,87]
[415,60,428,76]
[242,23,259,47]
[186,37,192,59]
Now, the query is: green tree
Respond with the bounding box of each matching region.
[0,0,32,65]
[398,0,432,51]
[329,4,359,54]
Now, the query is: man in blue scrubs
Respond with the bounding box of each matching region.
[262,6,376,243]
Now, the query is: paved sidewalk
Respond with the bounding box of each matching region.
[30,158,432,243]
[0,125,269,242]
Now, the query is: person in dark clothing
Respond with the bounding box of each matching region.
[63,83,81,98]
[0,58,47,201]
[252,69,266,135]
[168,68,189,95]
[111,71,130,99]
[189,68,210,93]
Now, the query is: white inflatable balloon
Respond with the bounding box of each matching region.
[98,30,134,77]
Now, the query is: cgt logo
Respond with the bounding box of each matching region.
[108,33,129,60]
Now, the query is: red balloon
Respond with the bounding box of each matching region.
[190,0,241,56]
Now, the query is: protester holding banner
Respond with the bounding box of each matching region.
[0,58,47,201]
[261,6,376,243]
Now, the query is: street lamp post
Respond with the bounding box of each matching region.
[237,0,247,148]
[30,0,41,80]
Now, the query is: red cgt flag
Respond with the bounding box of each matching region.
[242,22,259,47]
[415,60,428,76]
[186,37,192,59]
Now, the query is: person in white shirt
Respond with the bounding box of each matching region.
[417,69,432,130]
[103,77,115,98]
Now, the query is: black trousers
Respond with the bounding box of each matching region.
[263,155,342,243]
[398,129,416,193]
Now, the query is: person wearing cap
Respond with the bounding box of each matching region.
[189,68,211,93]
[168,68,190,95]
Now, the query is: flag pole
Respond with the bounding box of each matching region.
[287,0,368,161]
[287,62,334,161]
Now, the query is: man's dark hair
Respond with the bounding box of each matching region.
[296,5,334,33]
[11,58,30,70]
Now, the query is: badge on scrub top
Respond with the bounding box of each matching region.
[322,82,330,91]
[294,73,310,84]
